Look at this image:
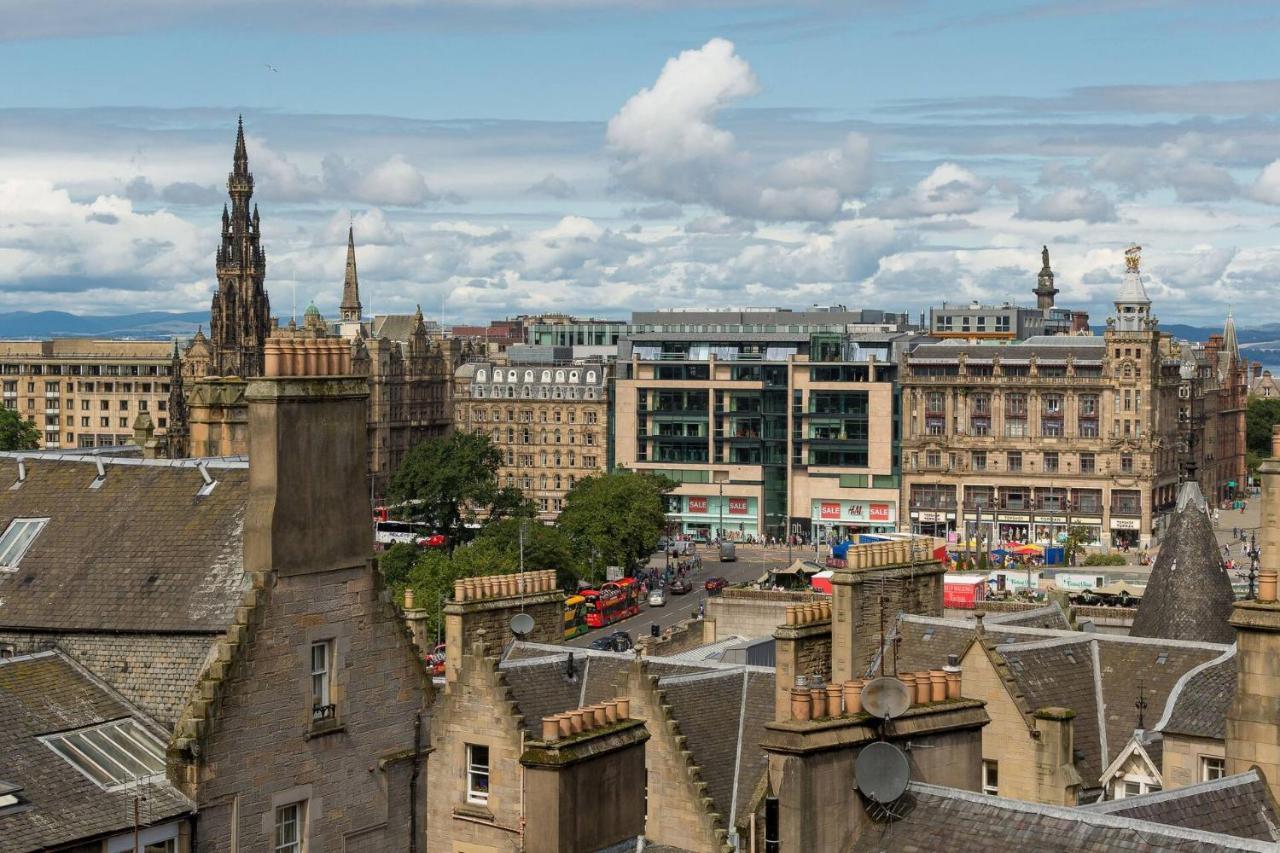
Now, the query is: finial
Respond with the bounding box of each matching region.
[1135,678,1148,730]
[1125,244,1142,274]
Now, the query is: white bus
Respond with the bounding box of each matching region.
[375,520,429,545]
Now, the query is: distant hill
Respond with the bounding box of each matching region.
[0,311,207,340]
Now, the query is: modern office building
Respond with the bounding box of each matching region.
[900,246,1184,549]
[614,307,918,542]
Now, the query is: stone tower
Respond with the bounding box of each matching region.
[166,338,189,458]
[1035,244,1059,311]
[209,116,271,378]
[340,226,363,323]
[1113,244,1153,332]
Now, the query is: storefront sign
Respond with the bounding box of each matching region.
[812,499,897,525]
[728,497,748,515]
[916,511,944,523]
[688,496,707,514]
[1110,518,1140,530]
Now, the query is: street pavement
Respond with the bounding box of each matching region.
[565,542,815,648]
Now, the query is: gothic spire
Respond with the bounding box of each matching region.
[340,225,362,323]
[233,114,249,176]
[1224,309,1239,359]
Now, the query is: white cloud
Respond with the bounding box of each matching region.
[870,163,990,219]
[526,173,576,199]
[1016,186,1117,223]
[1250,160,1280,205]
[321,155,441,207]
[607,39,873,222]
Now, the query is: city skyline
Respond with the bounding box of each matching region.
[4,2,1280,326]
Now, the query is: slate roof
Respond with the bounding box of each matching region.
[981,601,1072,630]
[0,651,192,851]
[851,782,1274,852]
[1129,501,1235,643]
[1082,770,1280,842]
[1158,648,1237,741]
[0,631,213,728]
[0,455,248,633]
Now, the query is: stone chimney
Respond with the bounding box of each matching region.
[1071,311,1090,334]
[442,571,565,686]
[830,537,946,683]
[1033,707,1083,805]
[244,338,370,576]
[773,600,833,721]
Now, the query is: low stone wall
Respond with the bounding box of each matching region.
[707,587,824,641]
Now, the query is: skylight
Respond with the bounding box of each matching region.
[0,518,47,570]
[40,718,167,789]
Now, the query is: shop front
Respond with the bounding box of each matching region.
[911,509,954,538]
[665,494,760,540]
[813,498,896,542]
[1110,517,1141,549]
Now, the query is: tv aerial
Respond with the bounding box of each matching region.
[510,612,535,640]
[855,676,914,820]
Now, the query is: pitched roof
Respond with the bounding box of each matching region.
[982,601,1072,630]
[851,782,1274,852]
[1157,647,1236,741]
[0,651,192,851]
[1129,502,1235,643]
[1082,770,1279,842]
[0,455,247,633]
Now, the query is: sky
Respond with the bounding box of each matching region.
[3,0,1280,328]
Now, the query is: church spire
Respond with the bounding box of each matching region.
[1034,244,1059,311]
[1224,309,1239,359]
[340,225,363,323]
[233,115,249,176]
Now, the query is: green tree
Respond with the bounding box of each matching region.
[556,471,675,583]
[451,518,580,588]
[388,432,529,546]
[0,409,39,451]
[1246,397,1280,474]
[378,542,420,588]
[1062,525,1092,567]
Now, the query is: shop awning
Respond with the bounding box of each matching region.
[773,560,825,576]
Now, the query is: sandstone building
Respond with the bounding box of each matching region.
[453,350,610,520]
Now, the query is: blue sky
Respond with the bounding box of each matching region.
[2,0,1280,326]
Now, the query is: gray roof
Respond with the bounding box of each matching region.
[852,782,1276,852]
[909,340,1105,361]
[0,455,247,633]
[980,601,1073,631]
[1158,649,1236,741]
[0,651,192,851]
[1116,270,1151,305]
[1130,503,1235,644]
[1082,769,1279,842]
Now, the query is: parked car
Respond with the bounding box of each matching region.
[719,542,737,562]
[416,533,447,548]
[648,588,668,607]
[704,576,728,594]
[589,631,634,653]
[669,578,693,595]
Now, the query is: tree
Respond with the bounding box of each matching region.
[1246,398,1280,474]
[378,542,420,588]
[0,409,39,452]
[1062,525,1092,567]
[388,432,528,546]
[556,471,675,583]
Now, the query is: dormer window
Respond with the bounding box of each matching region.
[0,518,48,570]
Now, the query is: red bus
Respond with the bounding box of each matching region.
[583,578,641,628]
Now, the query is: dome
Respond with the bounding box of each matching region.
[304,302,322,318]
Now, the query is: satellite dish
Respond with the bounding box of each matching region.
[855,741,911,804]
[510,613,535,639]
[861,677,911,720]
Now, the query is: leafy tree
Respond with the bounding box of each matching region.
[556,471,675,583]
[451,518,580,588]
[378,542,420,588]
[0,409,39,452]
[1246,398,1280,474]
[388,432,528,546]
[1062,525,1093,567]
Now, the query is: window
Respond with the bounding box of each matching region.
[1007,452,1022,472]
[41,718,167,789]
[1080,453,1095,474]
[274,802,304,853]
[1201,756,1225,782]
[971,451,987,471]
[982,760,999,795]
[0,518,47,569]
[1120,454,1134,474]
[1043,452,1059,473]
[466,743,490,804]
[310,641,334,722]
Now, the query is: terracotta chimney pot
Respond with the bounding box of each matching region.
[454,579,465,602]
[900,673,916,705]
[809,686,826,718]
[403,588,415,610]
[945,670,961,700]
[541,716,560,741]
[264,341,282,377]
[569,710,585,733]
[929,670,947,702]
[843,679,863,715]
[616,697,631,718]
[592,705,607,727]
[826,683,842,716]
[819,600,831,621]
[914,672,931,705]
[785,605,798,626]
[790,687,812,722]
[1260,569,1278,603]
[603,700,619,723]
[557,713,573,738]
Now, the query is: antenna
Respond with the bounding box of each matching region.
[855,741,911,805]
[510,612,535,640]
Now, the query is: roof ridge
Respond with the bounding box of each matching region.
[659,666,746,687]
[995,633,1093,653]
[907,781,1277,850]
[1083,769,1262,812]
[1154,645,1236,734]
[904,613,1234,651]
[0,451,249,469]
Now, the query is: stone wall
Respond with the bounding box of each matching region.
[773,621,833,722]
[832,559,945,683]
[191,564,431,852]
[444,588,565,684]
[1162,734,1223,789]
[960,641,1041,802]
[706,588,822,641]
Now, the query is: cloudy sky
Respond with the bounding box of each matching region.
[3,0,1280,328]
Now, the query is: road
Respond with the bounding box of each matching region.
[566,542,816,648]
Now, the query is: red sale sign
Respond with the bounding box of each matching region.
[688,497,707,514]
[869,503,890,522]
[820,502,841,520]
[728,497,748,515]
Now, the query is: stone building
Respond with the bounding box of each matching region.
[0,338,174,450]
[614,309,919,542]
[453,352,611,520]
[900,246,1183,549]
[1177,316,1248,502]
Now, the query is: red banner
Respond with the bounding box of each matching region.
[869,503,890,522]
[820,502,841,520]
[688,496,707,514]
[728,497,748,515]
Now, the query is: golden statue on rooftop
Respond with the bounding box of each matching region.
[1125,244,1142,273]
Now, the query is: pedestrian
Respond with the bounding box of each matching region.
[1233,526,1239,540]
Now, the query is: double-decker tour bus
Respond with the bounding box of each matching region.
[583,578,641,629]
[563,595,589,640]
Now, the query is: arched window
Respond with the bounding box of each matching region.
[586,370,596,383]
[569,370,579,383]
[555,370,566,382]
[541,370,552,382]
[540,475,548,490]
[540,452,547,465]
[493,369,504,382]
[554,429,561,444]
[554,474,562,490]
[569,430,576,445]
[524,370,534,382]
[522,385,531,398]
[476,369,487,382]
[568,451,576,466]
[554,452,562,466]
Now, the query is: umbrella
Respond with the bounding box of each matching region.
[991,548,1011,557]
[1012,544,1043,555]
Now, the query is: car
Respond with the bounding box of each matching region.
[588,631,634,653]
[718,542,737,562]
[588,636,615,651]
[669,578,692,595]
[415,533,447,548]
[704,576,728,594]
[648,589,668,607]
